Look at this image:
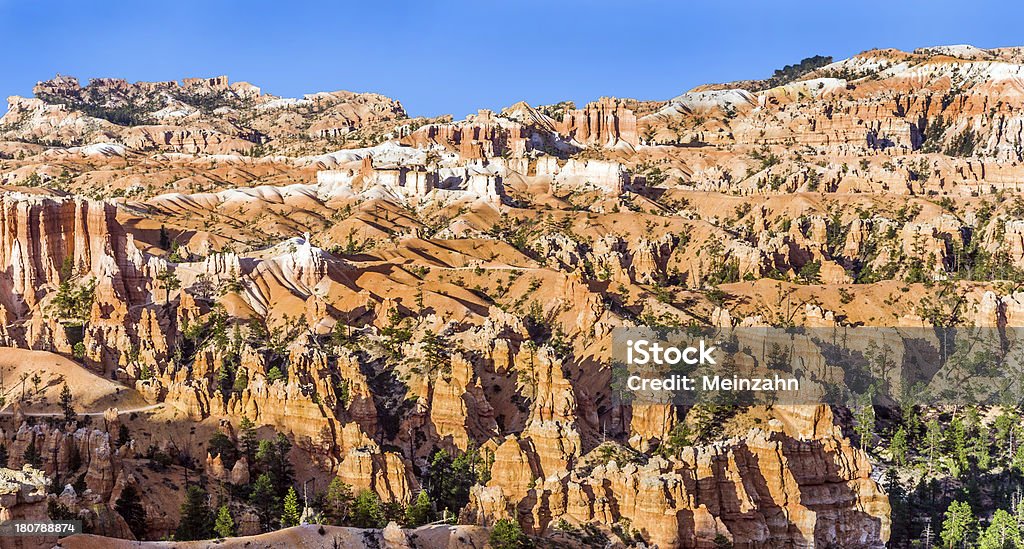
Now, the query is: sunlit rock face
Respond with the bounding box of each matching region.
[15,45,1024,547]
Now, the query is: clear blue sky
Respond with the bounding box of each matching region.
[1,0,1022,118]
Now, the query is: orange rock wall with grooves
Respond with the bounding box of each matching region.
[558,97,639,148]
[464,405,889,548]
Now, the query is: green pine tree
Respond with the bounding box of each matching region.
[713,534,734,548]
[253,434,295,494]
[426,447,484,516]
[404,490,433,527]
[214,505,235,538]
[281,487,301,527]
[940,500,976,549]
[59,383,76,425]
[883,468,912,544]
[852,391,875,452]
[350,490,384,529]
[249,473,279,531]
[239,416,258,465]
[1012,444,1024,474]
[489,518,529,549]
[949,415,969,475]
[23,438,42,467]
[979,508,1021,549]
[925,418,943,474]
[157,269,181,303]
[890,426,908,466]
[974,424,993,471]
[114,485,148,540]
[176,486,213,541]
[320,477,353,525]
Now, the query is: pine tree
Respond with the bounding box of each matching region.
[890,426,908,466]
[426,447,482,516]
[350,490,384,529]
[994,410,1020,466]
[254,433,295,494]
[883,468,912,544]
[974,423,993,471]
[159,225,171,249]
[59,383,75,425]
[404,490,433,527]
[949,415,969,474]
[239,416,258,465]
[157,269,181,303]
[255,438,275,465]
[852,391,875,452]
[249,473,278,531]
[926,418,943,474]
[489,518,528,549]
[233,367,249,393]
[214,505,235,538]
[23,439,42,467]
[115,485,148,540]
[176,486,213,541]
[321,477,353,525]
[979,509,1021,549]
[1013,444,1024,474]
[281,487,301,527]
[940,500,976,549]
[216,363,235,398]
[273,434,295,489]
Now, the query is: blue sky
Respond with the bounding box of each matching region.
[1,0,1022,118]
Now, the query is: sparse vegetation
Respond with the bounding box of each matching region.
[763,55,833,88]
[8,39,1024,549]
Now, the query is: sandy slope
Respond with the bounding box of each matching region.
[0,348,148,414]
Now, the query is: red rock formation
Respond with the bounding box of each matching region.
[401,110,528,159]
[518,347,582,478]
[0,195,144,310]
[557,97,638,148]
[422,352,499,452]
[6,423,123,503]
[465,405,889,548]
[335,424,417,503]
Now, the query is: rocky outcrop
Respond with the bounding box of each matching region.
[423,352,499,452]
[537,157,629,195]
[0,466,53,549]
[336,424,417,503]
[5,423,123,503]
[557,97,639,148]
[465,405,889,548]
[0,193,154,371]
[2,75,407,155]
[402,110,528,159]
[9,47,1024,549]
[0,194,145,311]
[317,148,505,203]
[518,347,582,478]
